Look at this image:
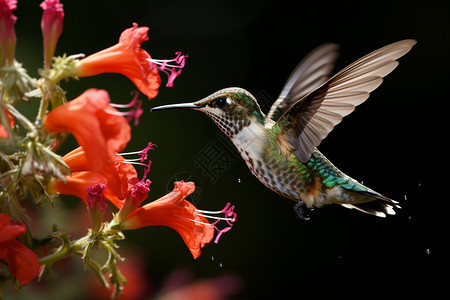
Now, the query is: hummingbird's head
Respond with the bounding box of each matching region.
[151,87,265,138]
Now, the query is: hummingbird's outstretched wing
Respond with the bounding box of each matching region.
[275,40,416,163]
[266,43,340,122]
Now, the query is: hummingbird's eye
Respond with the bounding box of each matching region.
[213,97,228,109]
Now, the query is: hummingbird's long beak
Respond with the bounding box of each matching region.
[150,102,200,112]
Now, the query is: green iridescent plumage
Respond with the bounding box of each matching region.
[307,152,366,192]
[266,124,367,192]
[265,124,312,183]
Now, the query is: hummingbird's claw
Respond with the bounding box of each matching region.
[293,201,314,221]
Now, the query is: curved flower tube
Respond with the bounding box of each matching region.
[52,147,137,207]
[75,23,161,99]
[122,181,215,259]
[43,89,131,172]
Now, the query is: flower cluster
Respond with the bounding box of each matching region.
[0,1,236,298]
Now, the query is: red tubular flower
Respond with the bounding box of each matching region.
[104,152,139,201]
[50,170,128,210]
[60,144,153,214]
[0,108,14,138]
[40,0,64,69]
[122,181,215,259]
[65,147,138,202]
[50,147,137,208]
[43,89,131,172]
[0,213,40,286]
[75,23,161,99]
[0,0,17,66]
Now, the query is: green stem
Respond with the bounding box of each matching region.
[38,235,87,265]
[85,257,110,288]
[36,76,55,122]
[38,246,74,265]
[0,168,17,180]
[36,92,49,122]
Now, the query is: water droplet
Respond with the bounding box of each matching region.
[237,178,241,183]
[425,248,431,255]
[211,256,215,261]
[418,182,422,187]
[404,195,407,201]
[219,262,223,268]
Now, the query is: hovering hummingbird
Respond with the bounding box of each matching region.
[151,40,416,220]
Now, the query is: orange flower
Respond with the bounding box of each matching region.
[0,108,14,138]
[75,23,161,99]
[122,181,215,259]
[0,213,40,286]
[54,144,152,213]
[103,152,139,201]
[50,147,137,208]
[43,89,131,172]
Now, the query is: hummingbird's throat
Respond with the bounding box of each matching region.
[203,109,252,139]
[231,120,269,159]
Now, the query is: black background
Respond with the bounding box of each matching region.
[13,0,448,298]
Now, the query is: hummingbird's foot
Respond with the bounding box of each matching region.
[293,201,314,221]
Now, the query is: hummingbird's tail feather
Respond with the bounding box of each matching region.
[340,190,400,217]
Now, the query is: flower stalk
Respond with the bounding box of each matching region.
[37,216,129,296]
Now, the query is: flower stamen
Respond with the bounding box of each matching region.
[138,142,156,162]
[108,93,144,126]
[109,92,140,109]
[118,142,155,181]
[147,52,187,87]
[118,160,148,168]
[194,203,237,244]
[119,158,143,163]
[119,142,156,162]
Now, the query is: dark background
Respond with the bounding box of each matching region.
[14,0,448,298]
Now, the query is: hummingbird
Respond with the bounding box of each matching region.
[151,40,416,220]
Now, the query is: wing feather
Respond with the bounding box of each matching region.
[266,43,340,122]
[276,40,416,163]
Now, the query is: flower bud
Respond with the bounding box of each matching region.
[0,0,17,67]
[86,183,107,232]
[40,0,64,69]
